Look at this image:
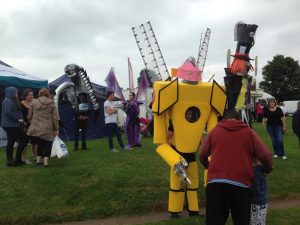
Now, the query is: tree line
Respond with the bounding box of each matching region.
[259,55,300,102]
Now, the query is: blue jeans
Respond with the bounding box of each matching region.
[266,124,285,157]
[106,123,124,150]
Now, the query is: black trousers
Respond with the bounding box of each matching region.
[36,138,53,158]
[74,119,88,148]
[206,183,251,225]
[3,127,28,163]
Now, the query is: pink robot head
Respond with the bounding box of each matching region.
[176,57,202,82]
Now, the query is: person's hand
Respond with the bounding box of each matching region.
[53,130,59,137]
[283,127,286,134]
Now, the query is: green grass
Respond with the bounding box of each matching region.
[0,117,299,224]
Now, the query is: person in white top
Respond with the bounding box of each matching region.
[104,91,126,152]
[278,102,287,116]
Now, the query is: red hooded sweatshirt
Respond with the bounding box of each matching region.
[200,119,273,187]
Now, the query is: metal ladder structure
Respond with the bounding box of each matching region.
[197,28,211,72]
[132,21,170,81]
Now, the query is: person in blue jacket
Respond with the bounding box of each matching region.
[1,87,28,166]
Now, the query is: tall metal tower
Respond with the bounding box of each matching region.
[197,28,211,72]
[132,21,170,81]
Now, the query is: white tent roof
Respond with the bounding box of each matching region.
[0,60,48,89]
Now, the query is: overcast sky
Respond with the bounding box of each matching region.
[0,0,299,89]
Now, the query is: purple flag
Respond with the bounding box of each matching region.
[137,69,151,101]
[104,67,125,100]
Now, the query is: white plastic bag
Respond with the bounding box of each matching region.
[51,136,69,158]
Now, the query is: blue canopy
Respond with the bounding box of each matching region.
[0,60,48,89]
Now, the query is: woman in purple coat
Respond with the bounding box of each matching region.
[124,92,141,148]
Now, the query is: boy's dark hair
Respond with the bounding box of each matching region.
[223,109,241,120]
[106,91,114,98]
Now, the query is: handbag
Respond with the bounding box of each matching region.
[51,136,69,158]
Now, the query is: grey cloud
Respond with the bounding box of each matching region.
[0,0,299,88]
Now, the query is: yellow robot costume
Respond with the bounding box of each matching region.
[152,58,227,217]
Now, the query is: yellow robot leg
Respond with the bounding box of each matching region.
[169,167,185,213]
[186,161,199,213]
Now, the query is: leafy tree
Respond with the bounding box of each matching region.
[137,69,160,87]
[259,55,300,101]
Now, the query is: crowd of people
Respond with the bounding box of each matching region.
[1,86,149,166]
[1,87,148,165]
[1,85,300,225]
[1,87,59,167]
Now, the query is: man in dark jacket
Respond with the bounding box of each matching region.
[199,109,273,225]
[292,101,300,148]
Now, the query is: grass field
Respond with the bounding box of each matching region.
[0,117,299,225]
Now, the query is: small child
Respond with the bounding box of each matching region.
[250,159,269,225]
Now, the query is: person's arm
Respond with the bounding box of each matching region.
[166,130,173,144]
[199,131,212,169]
[52,104,59,136]
[27,104,33,123]
[278,107,286,132]
[3,101,22,122]
[251,130,273,173]
[166,120,174,144]
[282,116,286,132]
[105,102,118,115]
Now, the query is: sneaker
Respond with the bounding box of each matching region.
[14,161,26,166]
[273,155,279,158]
[25,159,32,164]
[123,146,133,150]
[6,161,14,167]
[282,156,288,160]
[110,148,119,152]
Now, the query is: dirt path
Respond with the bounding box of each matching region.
[49,198,300,225]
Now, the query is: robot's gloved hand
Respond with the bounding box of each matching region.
[174,159,191,184]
